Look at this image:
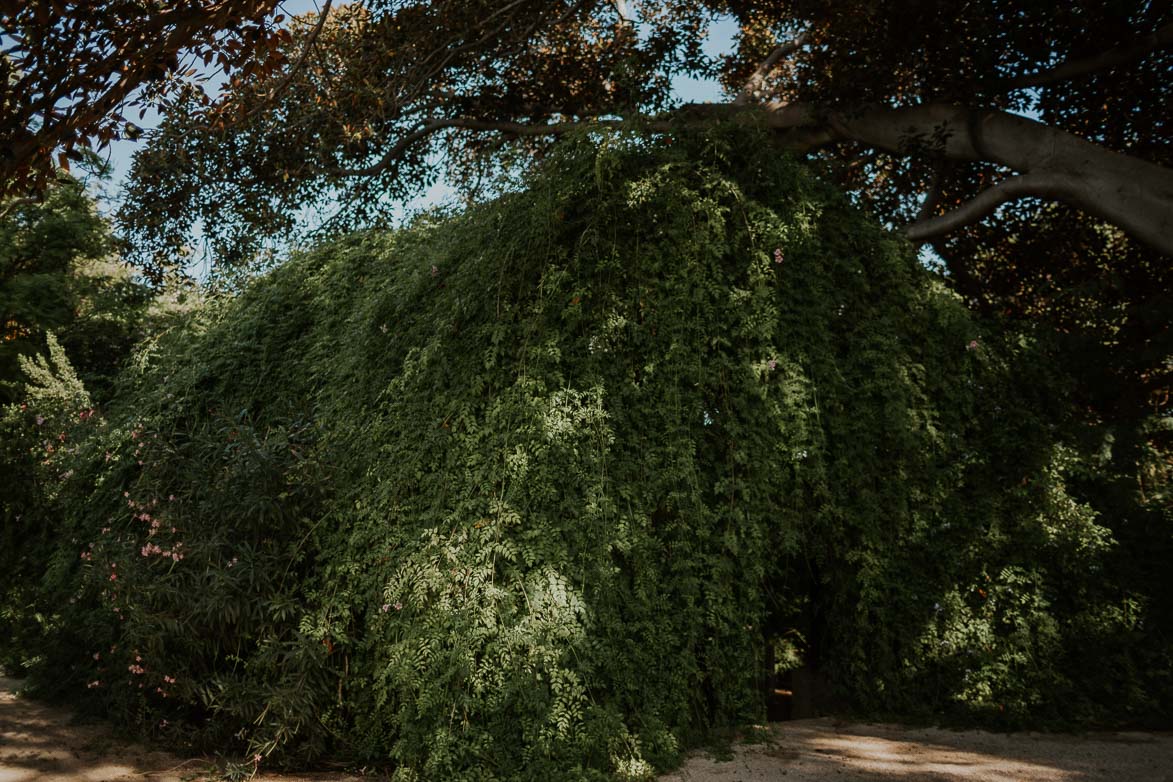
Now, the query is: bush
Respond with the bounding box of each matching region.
[7,128,1168,779]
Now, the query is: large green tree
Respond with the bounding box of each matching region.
[21,132,1163,776]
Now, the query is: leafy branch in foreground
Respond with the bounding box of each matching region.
[0,0,292,197]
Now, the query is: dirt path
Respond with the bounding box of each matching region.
[0,677,350,782]
[0,675,192,782]
[663,719,1173,782]
[3,676,1171,781]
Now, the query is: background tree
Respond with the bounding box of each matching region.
[0,171,155,404]
[16,134,1165,770]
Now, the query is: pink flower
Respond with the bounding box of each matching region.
[773,248,784,265]
[966,339,980,351]
[381,603,391,613]
[767,359,777,371]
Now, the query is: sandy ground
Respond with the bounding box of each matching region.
[662,719,1173,782]
[0,677,352,782]
[3,676,1171,782]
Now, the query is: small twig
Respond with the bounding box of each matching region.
[915,163,945,224]
[136,757,208,777]
[246,0,333,120]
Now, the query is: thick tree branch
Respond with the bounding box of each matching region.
[331,98,1173,254]
[995,22,1173,89]
[678,100,1173,254]
[904,172,1077,242]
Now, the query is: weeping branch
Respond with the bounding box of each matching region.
[334,116,635,177]
[0,196,41,220]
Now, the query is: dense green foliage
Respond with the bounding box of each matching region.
[0,176,152,405]
[4,131,1169,780]
[0,178,160,675]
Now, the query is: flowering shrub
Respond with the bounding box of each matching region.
[4,129,1168,778]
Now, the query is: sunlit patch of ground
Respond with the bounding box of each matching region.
[660,718,1173,781]
[4,677,1171,781]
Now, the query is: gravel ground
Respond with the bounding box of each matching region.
[3,677,1171,781]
